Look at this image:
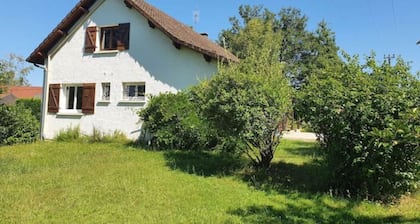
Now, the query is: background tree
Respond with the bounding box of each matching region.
[194,19,291,168]
[219,6,342,90]
[0,54,33,93]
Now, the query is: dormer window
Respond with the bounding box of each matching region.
[84,23,130,53]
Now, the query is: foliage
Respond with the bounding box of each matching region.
[296,54,420,201]
[194,19,291,168]
[0,54,33,93]
[0,104,39,145]
[16,98,41,121]
[54,126,129,144]
[1,141,418,223]
[138,92,217,150]
[54,126,82,142]
[219,6,342,90]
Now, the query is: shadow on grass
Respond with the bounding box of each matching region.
[242,160,329,194]
[163,150,246,177]
[228,198,418,224]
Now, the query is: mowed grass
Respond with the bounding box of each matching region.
[0,140,419,223]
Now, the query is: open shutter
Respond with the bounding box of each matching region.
[48,84,60,113]
[84,26,97,53]
[82,83,95,114]
[117,23,130,50]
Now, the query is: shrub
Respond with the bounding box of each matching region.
[138,92,217,150]
[297,55,420,201]
[0,104,39,145]
[16,98,41,121]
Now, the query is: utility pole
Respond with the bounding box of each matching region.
[384,54,395,65]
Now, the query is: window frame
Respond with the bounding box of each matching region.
[100,25,119,51]
[63,84,84,112]
[122,82,146,102]
[101,82,111,101]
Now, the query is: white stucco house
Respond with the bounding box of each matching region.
[27,0,238,140]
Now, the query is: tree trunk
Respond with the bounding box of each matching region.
[258,145,274,168]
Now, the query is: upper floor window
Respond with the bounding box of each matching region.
[100,26,119,51]
[84,23,130,53]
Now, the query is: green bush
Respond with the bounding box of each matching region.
[0,104,39,145]
[297,55,420,201]
[138,92,217,150]
[16,98,41,121]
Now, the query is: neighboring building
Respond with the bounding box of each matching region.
[26,0,238,140]
[0,86,42,105]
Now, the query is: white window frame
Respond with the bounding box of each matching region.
[122,82,146,101]
[62,84,83,112]
[101,82,111,101]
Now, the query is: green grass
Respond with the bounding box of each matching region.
[0,140,418,223]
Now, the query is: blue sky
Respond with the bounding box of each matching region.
[1,0,419,86]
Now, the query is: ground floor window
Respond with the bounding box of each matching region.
[102,82,110,101]
[123,82,145,101]
[65,85,83,110]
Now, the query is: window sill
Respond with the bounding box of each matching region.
[93,50,119,55]
[118,100,146,106]
[97,100,111,104]
[56,111,84,117]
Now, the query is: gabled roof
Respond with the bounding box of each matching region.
[26,0,238,65]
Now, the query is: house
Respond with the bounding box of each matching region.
[26,0,238,140]
[0,86,42,105]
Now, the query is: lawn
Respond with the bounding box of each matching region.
[0,140,418,223]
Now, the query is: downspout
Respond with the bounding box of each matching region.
[33,63,47,140]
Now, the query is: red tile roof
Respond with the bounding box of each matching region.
[0,86,42,99]
[27,0,238,65]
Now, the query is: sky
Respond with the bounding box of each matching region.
[1,0,419,86]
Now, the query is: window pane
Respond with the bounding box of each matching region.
[102,83,110,100]
[128,85,136,97]
[137,85,145,97]
[101,27,118,50]
[67,87,75,109]
[76,87,83,109]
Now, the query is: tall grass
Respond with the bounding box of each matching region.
[0,140,418,223]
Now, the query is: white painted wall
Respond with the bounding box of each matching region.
[42,0,218,139]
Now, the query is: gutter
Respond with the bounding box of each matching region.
[33,63,47,140]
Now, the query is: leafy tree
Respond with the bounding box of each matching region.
[296,53,420,201]
[219,6,342,90]
[194,19,291,168]
[0,54,33,93]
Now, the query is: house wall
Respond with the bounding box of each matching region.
[42,0,217,139]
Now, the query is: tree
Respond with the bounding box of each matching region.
[194,19,291,168]
[219,6,342,90]
[0,54,33,93]
[296,53,420,201]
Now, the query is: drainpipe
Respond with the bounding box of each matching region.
[33,63,47,140]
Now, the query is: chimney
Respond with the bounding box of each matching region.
[200,33,208,37]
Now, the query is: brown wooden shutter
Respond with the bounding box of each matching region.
[117,23,130,50]
[84,26,97,53]
[82,83,95,114]
[48,84,60,113]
